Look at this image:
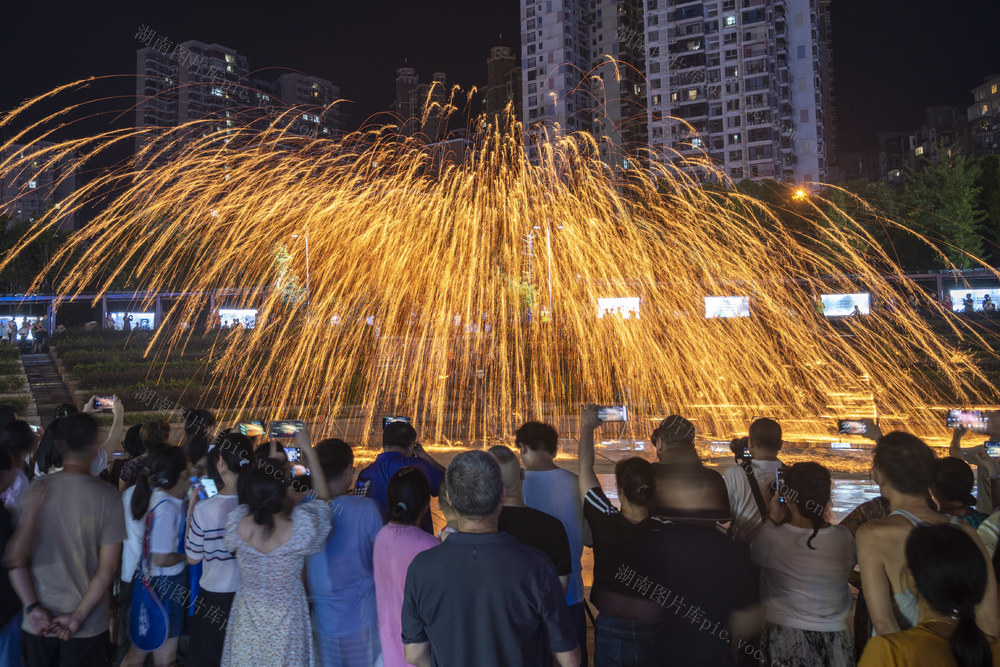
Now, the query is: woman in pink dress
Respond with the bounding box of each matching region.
[373,467,440,667]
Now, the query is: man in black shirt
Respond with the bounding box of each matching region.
[402,450,581,667]
[645,464,763,666]
[489,445,572,594]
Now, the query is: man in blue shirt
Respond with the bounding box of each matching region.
[355,421,445,533]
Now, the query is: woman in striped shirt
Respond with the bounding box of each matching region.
[185,433,252,667]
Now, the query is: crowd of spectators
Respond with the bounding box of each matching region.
[3,399,1000,667]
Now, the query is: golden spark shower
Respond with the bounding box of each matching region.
[2,79,998,445]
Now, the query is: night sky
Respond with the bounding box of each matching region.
[1,0,996,154]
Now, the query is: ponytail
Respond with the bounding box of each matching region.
[781,462,831,550]
[951,609,992,667]
[906,524,992,667]
[131,445,187,520]
[131,473,154,521]
[387,467,430,526]
[615,457,656,508]
[243,458,286,535]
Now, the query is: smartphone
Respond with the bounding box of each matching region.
[284,446,302,462]
[597,405,628,423]
[199,476,218,498]
[987,442,1000,458]
[775,468,786,506]
[382,416,412,429]
[837,419,867,436]
[238,421,265,438]
[93,396,114,411]
[268,420,304,439]
[291,463,310,478]
[946,409,990,434]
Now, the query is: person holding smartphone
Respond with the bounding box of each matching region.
[751,463,855,666]
[185,434,252,667]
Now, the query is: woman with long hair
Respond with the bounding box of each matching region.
[857,432,1000,637]
[860,523,1000,666]
[184,433,251,667]
[373,466,440,667]
[122,445,190,667]
[221,428,331,666]
[578,404,671,666]
[751,462,855,666]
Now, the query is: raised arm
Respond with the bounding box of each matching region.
[106,397,125,453]
[577,404,601,498]
[950,427,968,459]
[298,424,329,501]
[414,442,446,475]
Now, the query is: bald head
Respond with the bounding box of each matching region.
[488,445,522,499]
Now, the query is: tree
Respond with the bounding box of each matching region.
[903,143,985,269]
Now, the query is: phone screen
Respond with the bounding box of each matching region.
[597,406,628,422]
[238,421,265,438]
[837,419,867,435]
[946,409,989,433]
[284,446,302,462]
[775,468,786,505]
[199,477,218,498]
[382,416,411,429]
[93,396,114,411]
[987,442,1000,458]
[268,420,304,439]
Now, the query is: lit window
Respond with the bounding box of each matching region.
[724,15,736,27]
[652,94,661,105]
[225,54,236,63]
[993,84,998,94]
[983,104,989,115]
[687,89,698,100]
[692,137,703,148]
[915,146,924,156]
[28,180,37,189]
[211,87,223,97]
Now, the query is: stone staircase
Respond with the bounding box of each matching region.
[21,353,74,425]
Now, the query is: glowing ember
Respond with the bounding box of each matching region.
[1,82,997,445]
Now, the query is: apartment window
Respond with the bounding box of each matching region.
[28,180,37,189]
[728,149,742,161]
[729,133,742,144]
[687,39,701,51]
[670,92,679,102]
[731,166,744,178]
[650,62,660,73]
[915,145,924,156]
[527,7,535,17]
[527,19,536,29]
[225,54,235,63]
[652,94,661,105]
[983,103,990,115]
[529,96,538,106]
[723,0,736,10]
[651,78,661,89]
[692,137,703,147]
[993,84,998,94]
[528,69,538,81]
[724,49,737,61]
[726,99,740,111]
[724,15,737,28]
[648,14,658,26]
[647,0,657,9]
[687,89,699,100]
[727,116,741,128]
[724,33,737,44]
[528,83,537,94]
[527,44,536,54]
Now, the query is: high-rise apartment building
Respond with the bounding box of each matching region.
[643,0,835,183]
[589,0,648,168]
[392,66,453,139]
[969,74,1000,156]
[136,39,340,155]
[0,142,78,230]
[520,0,592,134]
